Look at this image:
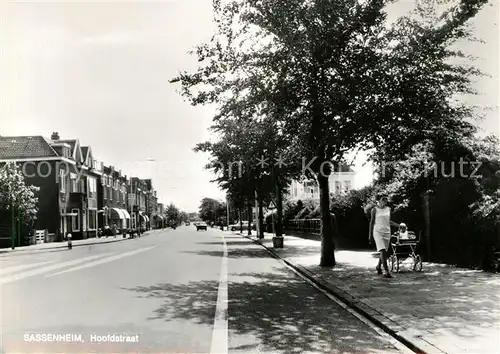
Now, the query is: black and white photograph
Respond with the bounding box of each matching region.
[0,0,499,353]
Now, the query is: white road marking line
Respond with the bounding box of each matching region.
[46,246,157,277]
[1,261,57,276]
[210,233,228,354]
[0,254,112,285]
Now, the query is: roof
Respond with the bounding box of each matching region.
[81,146,89,159]
[0,136,58,159]
[58,139,83,162]
[58,139,77,153]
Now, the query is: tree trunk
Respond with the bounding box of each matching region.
[422,192,431,261]
[247,196,253,236]
[318,173,336,267]
[275,181,283,237]
[258,194,264,239]
[239,209,243,233]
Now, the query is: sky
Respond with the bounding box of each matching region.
[0,0,498,212]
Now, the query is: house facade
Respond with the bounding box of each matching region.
[144,179,162,229]
[128,177,148,232]
[101,165,130,232]
[289,164,356,201]
[54,136,104,239]
[0,132,167,246]
[156,203,165,228]
[0,133,101,242]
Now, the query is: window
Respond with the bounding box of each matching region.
[88,210,97,230]
[344,181,352,192]
[59,169,66,192]
[72,209,80,231]
[335,181,341,193]
[70,173,78,192]
[109,186,113,201]
[108,177,112,187]
[87,178,97,199]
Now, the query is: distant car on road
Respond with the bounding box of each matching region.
[229,221,255,231]
[196,222,208,231]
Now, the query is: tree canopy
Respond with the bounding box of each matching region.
[172,0,488,266]
[0,162,39,222]
[198,197,226,223]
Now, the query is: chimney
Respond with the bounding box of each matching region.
[51,132,60,140]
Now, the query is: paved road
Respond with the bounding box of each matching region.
[1,227,403,353]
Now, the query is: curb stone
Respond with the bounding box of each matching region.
[0,231,154,255]
[240,234,445,354]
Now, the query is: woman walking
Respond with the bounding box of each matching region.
[369,195,401,278]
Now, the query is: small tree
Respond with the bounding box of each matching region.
[0,162,39,248]
[165,203,180,225]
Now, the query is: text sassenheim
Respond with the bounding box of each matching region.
[24,333,83,342]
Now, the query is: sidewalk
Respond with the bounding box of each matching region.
[0,230,157,255]
[234,231,500,354]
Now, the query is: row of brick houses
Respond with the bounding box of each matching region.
[0,132,167,246]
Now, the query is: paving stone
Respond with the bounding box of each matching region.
[256,233,500,354]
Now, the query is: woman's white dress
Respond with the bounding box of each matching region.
[373,206,391,251]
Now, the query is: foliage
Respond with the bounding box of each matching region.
[172,0,488,266]
[0,162,39,222]
[369,134,500,267]
[165,203,180,224]
[178,211,189,224]
[283,199,304,222]
[198,197,226,223]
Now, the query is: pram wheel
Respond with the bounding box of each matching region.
[413,255,422,272]
[390,255,399,273]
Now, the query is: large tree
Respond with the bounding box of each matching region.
[172,0,487,266]
[196,116,297,237]
[198,197,226,223]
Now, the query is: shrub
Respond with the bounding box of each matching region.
[371,135,500,268]
[330,186,374,249]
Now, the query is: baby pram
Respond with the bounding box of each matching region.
[387,230,423,273]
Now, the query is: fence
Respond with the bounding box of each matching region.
[35,230,46,244]
[284,218,322,235]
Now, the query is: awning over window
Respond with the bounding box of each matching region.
[121,209,131,219]
[110,208,125,219]
[154,215,164,220]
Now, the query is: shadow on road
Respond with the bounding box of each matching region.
[182,247,272,259]
[122,268,397,353]
[184,243,322,260]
